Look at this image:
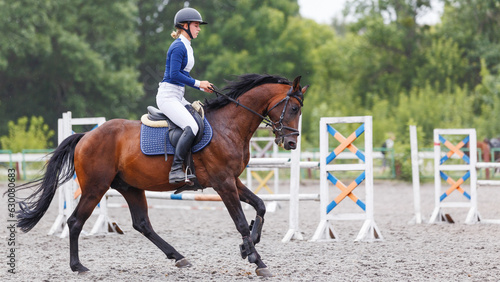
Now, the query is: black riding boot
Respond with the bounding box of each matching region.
[169,126,196,184]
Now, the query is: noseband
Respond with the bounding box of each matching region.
[264,87,304,146]
[209,85,303,146]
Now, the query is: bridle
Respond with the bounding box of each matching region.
[208,85,304,146]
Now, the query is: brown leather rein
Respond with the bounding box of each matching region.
[208,85,303,145]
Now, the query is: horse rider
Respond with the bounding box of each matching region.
[156,7,213,183]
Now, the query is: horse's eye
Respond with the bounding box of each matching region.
[291,106,299,113]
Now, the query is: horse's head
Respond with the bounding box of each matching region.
[266,76,308,150]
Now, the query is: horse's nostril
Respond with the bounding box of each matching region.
[288,141,296,149]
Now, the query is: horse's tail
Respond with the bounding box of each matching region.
[17,133,85,233]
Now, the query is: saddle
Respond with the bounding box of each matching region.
[141,101,207,193]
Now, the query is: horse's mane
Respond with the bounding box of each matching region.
[204,74,291,110]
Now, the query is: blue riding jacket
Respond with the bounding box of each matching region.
[161,34,200,89]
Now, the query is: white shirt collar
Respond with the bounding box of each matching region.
[179,34,191,46]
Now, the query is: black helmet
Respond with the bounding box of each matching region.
[174,8,207,27]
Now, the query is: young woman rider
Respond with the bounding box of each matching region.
[157,7,213,183]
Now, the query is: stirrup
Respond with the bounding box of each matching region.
[184,167,196,186]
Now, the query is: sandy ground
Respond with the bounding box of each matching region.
[1,179,500,282]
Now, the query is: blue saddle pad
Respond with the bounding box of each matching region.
[140,118,213,155]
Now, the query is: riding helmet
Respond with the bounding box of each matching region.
[174,7,208,28]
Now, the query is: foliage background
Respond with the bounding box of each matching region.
[1,0,499,155]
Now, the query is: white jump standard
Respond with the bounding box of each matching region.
[409,125,424,224]
[429,129,480,224]
[311,116,382,242]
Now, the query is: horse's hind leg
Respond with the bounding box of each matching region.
[117,187,189,267]
[67,185,109,272]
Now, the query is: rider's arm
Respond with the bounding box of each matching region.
[169,46,201,90]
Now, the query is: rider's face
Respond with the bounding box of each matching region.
[184,22,201,39]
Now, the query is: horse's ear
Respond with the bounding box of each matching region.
[301,85,309,94]
[292,76,302,91]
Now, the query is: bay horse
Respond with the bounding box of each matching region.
[17,74,308,277]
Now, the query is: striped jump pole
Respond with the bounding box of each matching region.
[429,129,480,224]
[105,190,319,201]
[311,116,382,242]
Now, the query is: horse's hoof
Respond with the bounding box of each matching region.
[175,258,192,268]
[71,263,90,273]
[255,267,273,277]
[77,270,90,275]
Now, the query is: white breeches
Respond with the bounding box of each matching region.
[156,82,199,135]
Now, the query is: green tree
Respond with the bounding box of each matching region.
[0,0,143,136]
[135,0,187,110]
[472,60,500,139]
[439,0,500,85]
[0,116,54,153]
[343,0,433,106]
[414,37,468,92]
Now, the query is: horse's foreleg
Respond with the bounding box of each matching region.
[118,187,189,267]
[215,181,272,277]
[236,179,265,244]
[68,189,106,272]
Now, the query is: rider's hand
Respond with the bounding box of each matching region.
[200,81,214,93]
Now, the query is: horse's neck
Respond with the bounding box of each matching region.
[210,89,272,144]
